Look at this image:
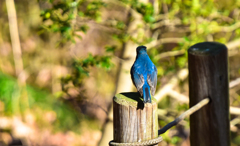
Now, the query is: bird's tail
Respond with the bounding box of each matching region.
[143,84,151,103]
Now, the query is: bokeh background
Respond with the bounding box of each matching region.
[1,0,240,145]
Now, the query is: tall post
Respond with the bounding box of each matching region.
[110,92,161,146]
[188,42,230,146]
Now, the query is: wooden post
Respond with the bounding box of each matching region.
[112,92,160,145]
[188,42,230,146]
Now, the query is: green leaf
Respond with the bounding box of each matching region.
[60,26,71,33]
[105,46,116,52]
[76,66,89,76]
[78,12,84,17]
[144,15,155,23]
[183,36,190,42]
[79,25,89,33]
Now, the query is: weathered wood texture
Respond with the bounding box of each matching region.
[113,92,158,145]
[188,42,230,146]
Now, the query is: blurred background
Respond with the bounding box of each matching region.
[0,0,240,145]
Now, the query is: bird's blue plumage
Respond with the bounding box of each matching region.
[131,46,157,103]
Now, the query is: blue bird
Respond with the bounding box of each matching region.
[131,46,157,103]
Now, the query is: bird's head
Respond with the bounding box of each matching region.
[136,46,147,54]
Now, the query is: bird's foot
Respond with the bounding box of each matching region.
[143,99,152,104]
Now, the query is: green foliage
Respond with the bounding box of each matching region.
[120,0,155,23]
[61,51,113,93]
[133,2,155,23]
[233,135,240,145]
[72,53,113,77]
[40,0,115,98]
[0,72,81,132]
[40,0,106,44]
[171,136,181,144]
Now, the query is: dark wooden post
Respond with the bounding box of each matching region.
[111,92,161,146]
[188,42,230,146]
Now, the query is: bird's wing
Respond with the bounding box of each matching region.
[131,67,144,95]
[147,66,157,95]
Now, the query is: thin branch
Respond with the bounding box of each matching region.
[220,21,240,32]
[227,38,240,50]
[154,69,188,102]
[146,35,240,57]
[230,116,240,132]
[154,50,185,60]
[156,68,240,104]
[146,38,184,49]
[158,98,210,135]
[230,116,240,126]
[152,18,182,30]
[102,0,141,18]
[230,107,240,115]
[230,124,238,132]
[154,14,169,21]
[229,77,240,88]
[167,89,189,103]
[209,13,234,23]
[146,37,240,61]
[76,20,122,34]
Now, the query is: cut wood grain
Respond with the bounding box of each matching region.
[113,92,159,145]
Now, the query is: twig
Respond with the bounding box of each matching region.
[209,13,234,22]
[146,38,184,49]
[158,98,210,135]
[154,50,185,60]
[152,18,181,29]
[154,14,169,21]
[167,89,189,103]
[230,116,240,126]
[229,77,240,88]
[220,21,240,32]
[230,107,240,115]
[146,36,240,58]
[154,69,188,102]
[226,38,240,50]
[230,116,240,132]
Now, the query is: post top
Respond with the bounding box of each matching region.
[113,92,157,108]
[188,42,227,56]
